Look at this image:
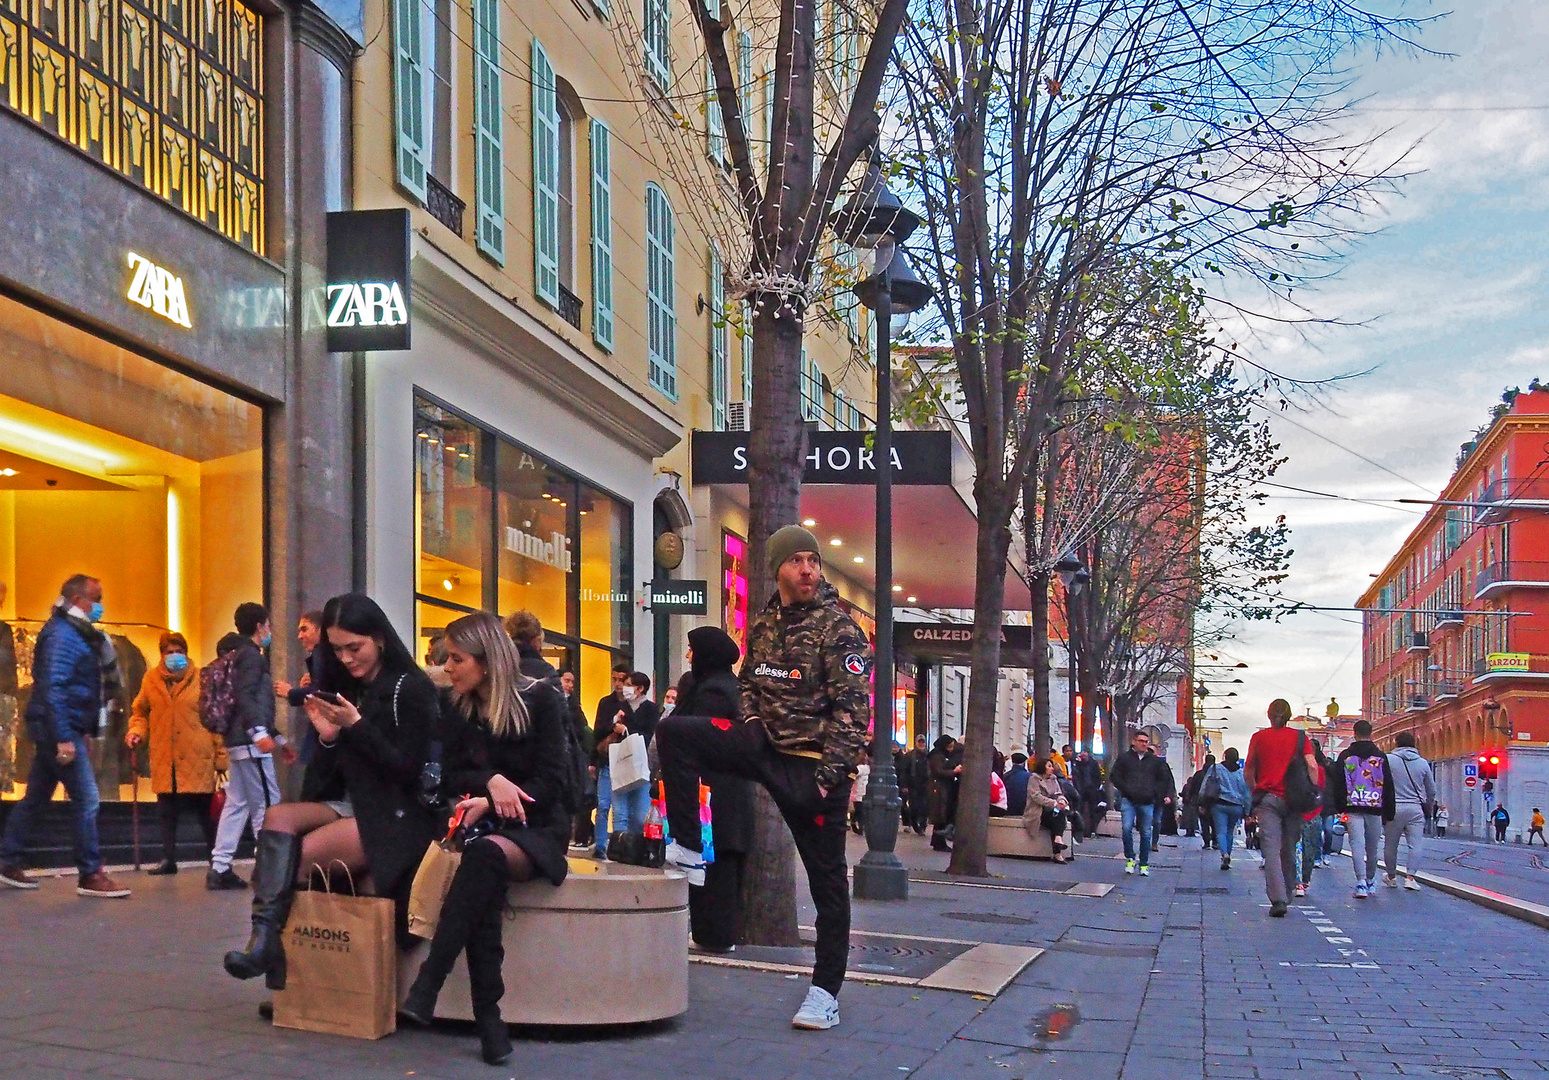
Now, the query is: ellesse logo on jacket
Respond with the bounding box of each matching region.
[752,663,802,680]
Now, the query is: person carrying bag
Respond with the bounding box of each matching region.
[272,864,397,1040]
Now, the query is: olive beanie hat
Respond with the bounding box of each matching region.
[766,524,821,576]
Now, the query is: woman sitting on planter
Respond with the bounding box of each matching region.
[1024,756,1072,863]
[400,611,571,1065]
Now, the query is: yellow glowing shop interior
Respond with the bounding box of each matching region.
[0,293,262,802]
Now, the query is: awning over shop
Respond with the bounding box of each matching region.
[691,430,1030,610]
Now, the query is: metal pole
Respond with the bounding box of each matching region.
[853,271,908,901]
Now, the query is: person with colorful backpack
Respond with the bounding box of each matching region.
[1327,718,1394,899]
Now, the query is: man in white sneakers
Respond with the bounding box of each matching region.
[1383,731,1435,892]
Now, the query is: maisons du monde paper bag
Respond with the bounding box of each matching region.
[272,888,397,1039]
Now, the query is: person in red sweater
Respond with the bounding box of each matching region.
[1244,699,1319,917]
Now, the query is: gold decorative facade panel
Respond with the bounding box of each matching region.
[0,0,264,255]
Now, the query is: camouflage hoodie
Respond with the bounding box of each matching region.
[739,579,873,791]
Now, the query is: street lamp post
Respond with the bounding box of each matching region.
[1056,553,1088,752]
[835,166,933,901]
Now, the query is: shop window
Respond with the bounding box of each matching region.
[0,0,266,253]
[415,401,491,613]
[722,530,749,658]
[0,293,263,802]
[412,392,634,700]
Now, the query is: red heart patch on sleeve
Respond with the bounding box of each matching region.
[711,717,732,731]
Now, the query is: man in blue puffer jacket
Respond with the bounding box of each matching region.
[0,574,130,898]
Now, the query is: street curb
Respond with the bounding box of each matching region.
[1337,850,1549,930]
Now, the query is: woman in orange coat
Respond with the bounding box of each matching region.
[127,631,228,874]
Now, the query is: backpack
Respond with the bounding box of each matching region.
[1343,753,1386,811]
[199,651,240,735]
[1283,732,1322,815]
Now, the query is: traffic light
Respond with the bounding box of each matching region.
[1477,753,1502,780]
[1483,779,1495,795]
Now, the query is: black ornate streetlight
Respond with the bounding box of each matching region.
[835,166,933,901]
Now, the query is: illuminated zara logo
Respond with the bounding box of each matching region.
[326,282,408,329]
[126,252,192,328]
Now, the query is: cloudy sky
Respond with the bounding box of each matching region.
[1210,1,1549,747]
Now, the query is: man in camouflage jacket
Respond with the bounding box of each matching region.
[657,524,872,1031]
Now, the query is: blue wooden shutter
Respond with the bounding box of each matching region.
[644,0,671,91]
[393,0,428,200]
[531,39,560,306]
[706,62,725,161]
[647,184,678,398]
[590,120,615,350]
[473,0,505,263]
[739,31,753,130]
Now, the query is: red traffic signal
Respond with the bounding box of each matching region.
[1477,753,1502,780]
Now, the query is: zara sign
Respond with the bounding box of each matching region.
[326,209,411,352]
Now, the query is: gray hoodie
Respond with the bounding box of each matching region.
[1386,746,1436,806]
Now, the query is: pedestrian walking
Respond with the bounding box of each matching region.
[1205,747,1251,869]
[1383,732,1435,891]
[1109,730,1171,875]
[675,626,753,954]
[1243,699,1320,917]
[927,735,961,851]
[0,574,130,898]
[400,611,572,1065]
[1184,756,1216,849]
[850,751,871,832]
[1529,808,1546,846]
[1491,805,1510,843]
[593,671,659,856]
[208,603,294,891]
[1149,747,1177,850]
[903,735,930,833]
[1327,719,1393,899]
[1434,804,1448,838]
[588,663,631,853]
[1071,749,1104,837]
[656,525,873,1031]
[223,594,441,990]
[126,631,227,874]
[1294,740,1328,897]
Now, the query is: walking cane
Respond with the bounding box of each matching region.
[131,763,141,871]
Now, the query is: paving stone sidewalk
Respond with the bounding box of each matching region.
[0,830,1544,1080]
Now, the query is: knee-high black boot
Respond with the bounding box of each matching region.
[400,840,509,1026]
[467,886,512,1065]
[223,830,302,990]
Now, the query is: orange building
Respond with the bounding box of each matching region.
[1358,388,1549,839]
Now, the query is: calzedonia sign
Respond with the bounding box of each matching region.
[691,430,952,485]
[326,209,411,352]
[647,579,709,615]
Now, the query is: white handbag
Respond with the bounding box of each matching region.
[608,732,650,794]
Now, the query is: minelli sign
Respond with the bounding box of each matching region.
[125,252,192,328]
[647,579,709,615]
[326,209,411,351]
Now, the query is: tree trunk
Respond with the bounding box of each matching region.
[947,502,1013,877]
[1030,569,1052,757]
[736,296,808,947]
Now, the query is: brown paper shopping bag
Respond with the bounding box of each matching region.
[272,871,397,1040]
[406,840,461,940]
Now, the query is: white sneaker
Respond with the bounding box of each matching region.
[662,841,706,887]
[1124,860,1136,874]
[791,986,840,1030]
[1138,865,1150,876]
[1403,876,1421,892]
[1383,875,1399,889]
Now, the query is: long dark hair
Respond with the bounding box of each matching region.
[322,593,420,690]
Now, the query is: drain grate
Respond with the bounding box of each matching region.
[941,911,1038,926]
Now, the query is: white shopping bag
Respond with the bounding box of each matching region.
[608,732,650,794]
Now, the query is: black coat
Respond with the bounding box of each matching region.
[676,668,755,854]
[307,668,441,898]
[1109,749,1171,805]
[591,692,623,765]
[441,682,572,885]
[1072,756,1104,800]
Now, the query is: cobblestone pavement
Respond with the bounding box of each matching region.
[1,830,1545,1080]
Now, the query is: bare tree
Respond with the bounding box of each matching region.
[601,0,911,943]
[889,0,1422,875]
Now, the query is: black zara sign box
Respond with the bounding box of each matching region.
[326,209,411,352]
[647,580,709,615]
[691,430,952,485]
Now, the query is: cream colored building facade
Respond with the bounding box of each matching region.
[353,0,879,707]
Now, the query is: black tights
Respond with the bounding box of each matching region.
[157,793,215,861]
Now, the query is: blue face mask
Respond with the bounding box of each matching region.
[87,601,104,623]
[164,652,189,673]
[259,631,272,649]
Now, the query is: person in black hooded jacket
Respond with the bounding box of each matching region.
[675,626,754,952]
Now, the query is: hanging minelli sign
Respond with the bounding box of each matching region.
[325,209,411,351]
[646,580,709,615]
[690,430,952,485]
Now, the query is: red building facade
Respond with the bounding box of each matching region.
[1358,389,1549,838]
